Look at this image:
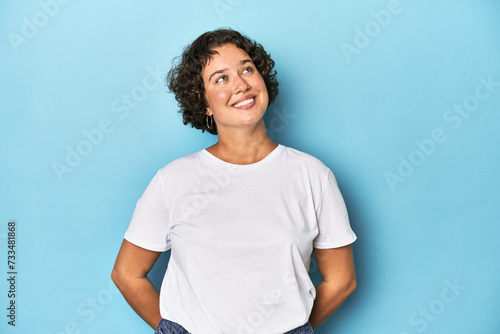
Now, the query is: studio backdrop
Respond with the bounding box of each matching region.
[1,0,499,333]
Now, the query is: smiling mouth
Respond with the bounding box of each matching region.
[232,97,255,108]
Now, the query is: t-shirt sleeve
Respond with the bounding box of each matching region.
[313,169,357,249]
[124,171,171,252]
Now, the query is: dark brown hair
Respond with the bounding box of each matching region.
[166,28,279,135]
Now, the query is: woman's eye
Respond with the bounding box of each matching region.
[216,75,227,83]
[242,67,253,74]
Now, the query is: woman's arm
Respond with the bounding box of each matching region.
[308,244,357,329]
[111,239,163,329]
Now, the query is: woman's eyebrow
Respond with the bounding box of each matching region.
[208,59,253,82]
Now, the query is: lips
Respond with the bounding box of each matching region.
[232,96,256,108]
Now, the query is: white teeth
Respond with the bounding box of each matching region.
[233,97,254,108]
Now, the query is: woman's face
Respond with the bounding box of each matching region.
[201,43,269,133]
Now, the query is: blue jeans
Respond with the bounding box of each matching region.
[154,318,315,334]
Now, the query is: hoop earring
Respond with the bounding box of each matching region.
[206,115,214,130]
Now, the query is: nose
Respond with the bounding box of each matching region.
[234,74,251,94]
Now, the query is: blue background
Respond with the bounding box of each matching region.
[1,0,499,333]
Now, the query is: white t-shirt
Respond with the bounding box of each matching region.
[124,144,356,334]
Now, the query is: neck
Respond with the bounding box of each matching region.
[207,120,278,165]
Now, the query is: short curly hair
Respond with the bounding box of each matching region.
[166,28,279,135]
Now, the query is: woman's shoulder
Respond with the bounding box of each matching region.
[280,145,330,172]
[156,150,204,177]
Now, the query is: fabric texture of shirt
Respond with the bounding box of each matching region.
[124,144,356,334]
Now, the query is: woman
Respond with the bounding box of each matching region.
[112,28,357,334]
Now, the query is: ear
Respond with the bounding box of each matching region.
[205,107,212,116]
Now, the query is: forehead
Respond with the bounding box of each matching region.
[203,44,252,72]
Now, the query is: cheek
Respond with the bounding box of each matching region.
[258,78,269,101]
[205,90,227,108]
[208,89,232,106]
[255,76,268,94]
[218,90,232,101]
